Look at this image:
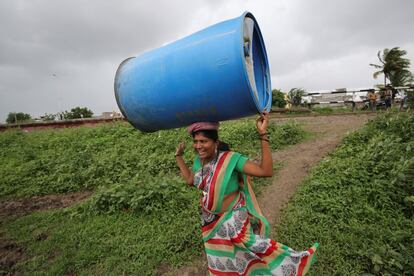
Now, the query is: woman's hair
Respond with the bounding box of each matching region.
[192,129,230,151]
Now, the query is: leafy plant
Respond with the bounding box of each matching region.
[83,177,199,216]
[275,111,414,275]
[0,119,305,199]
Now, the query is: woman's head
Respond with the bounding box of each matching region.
[192,130,219,161]
[188,122,230,160]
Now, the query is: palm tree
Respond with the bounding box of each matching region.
[370,47,412,87]
[388,69,414,87]
[287,88,306,106]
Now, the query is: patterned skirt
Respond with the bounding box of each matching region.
[201,205,318,275]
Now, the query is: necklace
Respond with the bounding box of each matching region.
[201,152,219,186]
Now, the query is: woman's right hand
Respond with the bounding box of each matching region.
[175,142,186,156]
[175,142,194,185]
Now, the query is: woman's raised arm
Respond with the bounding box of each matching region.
[242,112,273,177]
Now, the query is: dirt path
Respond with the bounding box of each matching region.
[261,113,376,227]
[164,113,376,275]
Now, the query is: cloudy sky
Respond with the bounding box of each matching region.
[1,0,413,122]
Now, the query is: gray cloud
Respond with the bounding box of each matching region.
[268,0,414,77]
[1,0,413,122]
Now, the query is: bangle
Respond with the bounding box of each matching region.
[260,138,270,142]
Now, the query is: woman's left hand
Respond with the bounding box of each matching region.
[256,111,269,135]
[243,110,273,177]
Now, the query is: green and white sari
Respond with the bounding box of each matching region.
[192,151,318,276]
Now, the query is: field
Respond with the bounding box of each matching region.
[0,118,306,275]
[1,112,413,275]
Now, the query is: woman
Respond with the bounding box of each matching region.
[175,112,318,275]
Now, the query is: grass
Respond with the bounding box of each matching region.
[5,205,201,275]
[274,111,414,275]
[0,119,306,199]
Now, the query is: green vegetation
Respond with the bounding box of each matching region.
[272,89,287,108]
[6,112,32,124]
[41,113,56,121]
[59,106,94,120]
[274,111,414,275]
[407,90,414,109]
[288,88,306,107]
[311,106,363,114]
[5,178,202,275]
[1,119,306,275]
[0,120,305,199]
[311,106,336,114]
[370,47,413,87]
[4,106,95,124]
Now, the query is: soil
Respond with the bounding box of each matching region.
[161,113,377,276]
[0,113,377,275]
[0,191,93,224]
[0,191,92,274]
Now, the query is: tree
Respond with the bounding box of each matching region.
[41,113,56,121]
[60,107,94,120]
[287,88,306,107]
[6,112,32,124]
[407,90,414,109]
[70,107,93,119]
[271,89,287,108]
[370,47,413,87]
[388,69,414,87]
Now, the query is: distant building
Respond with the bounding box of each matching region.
[99,111,123,119]
[305,87,375,108]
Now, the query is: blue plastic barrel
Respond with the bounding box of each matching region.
[114,11,271,132]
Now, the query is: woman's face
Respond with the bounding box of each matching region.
[193,133,217,161]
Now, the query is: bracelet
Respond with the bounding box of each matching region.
[175,154,182,157]
[258,132,269,139]
[260,138,270,142]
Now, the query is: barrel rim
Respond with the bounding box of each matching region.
[239,11,272,113]
[114,56,135,125]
